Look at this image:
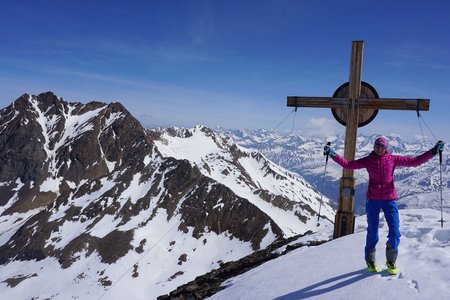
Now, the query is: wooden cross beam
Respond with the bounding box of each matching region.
[286,41,430,238]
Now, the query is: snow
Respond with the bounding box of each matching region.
[103,111,125,128]
[28,95,51,159]
[155,128,220,164]
[0,179,25,215]
[88,214,122,238]
[209,208,450,300]
[0,110,19,135]
[119,173,155,204]
[28,96,109,183]
[154,127,335,237]
[46,219,95,250]
[0,209,44,247]
[0,208,256,300]
[3,116,447,300]
[39,177,61,193]
[53,104,106,150]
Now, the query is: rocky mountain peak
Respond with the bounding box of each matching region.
[0,93,335,299]
[0,92,153,213]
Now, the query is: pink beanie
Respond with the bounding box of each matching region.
[374,137,389,150]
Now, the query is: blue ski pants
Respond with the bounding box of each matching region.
[365,200,401,262]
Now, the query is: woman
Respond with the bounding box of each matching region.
[324,137,444,274]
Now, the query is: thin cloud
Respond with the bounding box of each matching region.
[384,42,450,70]
[301,117,341,137]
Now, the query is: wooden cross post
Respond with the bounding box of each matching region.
[287,41,430,238]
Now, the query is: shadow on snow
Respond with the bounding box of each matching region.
[274,268,376,300]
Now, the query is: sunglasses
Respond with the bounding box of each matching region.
[374,144,387,149]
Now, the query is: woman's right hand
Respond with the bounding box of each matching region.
[431,140,444,155]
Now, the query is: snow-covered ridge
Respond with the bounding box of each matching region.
[154,126,335,237]
[210,209,450,299]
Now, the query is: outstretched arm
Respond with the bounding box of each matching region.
[395,141,444,167]
[323,143,367,169]
[394,151,433,167]
[332,153,367,170]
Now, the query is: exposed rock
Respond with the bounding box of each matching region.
[0,93,334,299]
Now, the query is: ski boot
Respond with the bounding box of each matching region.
[386,261,399,275]
[366,261,380,273]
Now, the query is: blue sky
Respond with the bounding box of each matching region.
[1,0,449,142]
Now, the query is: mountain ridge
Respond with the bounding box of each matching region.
[0,92,334,299]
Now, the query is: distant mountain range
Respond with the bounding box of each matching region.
[0,92,334,299]
[221,128,449,215]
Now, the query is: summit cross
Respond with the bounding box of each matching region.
[286,41,430,238]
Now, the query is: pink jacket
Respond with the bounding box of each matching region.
[332,150,434,200]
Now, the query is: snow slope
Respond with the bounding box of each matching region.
[154,126,335,236]
[209,209,450,300]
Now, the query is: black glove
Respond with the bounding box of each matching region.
[431,140,444,155]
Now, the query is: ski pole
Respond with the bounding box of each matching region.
[438,141,444,228]
[318,142,331,225]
